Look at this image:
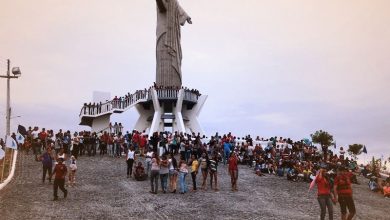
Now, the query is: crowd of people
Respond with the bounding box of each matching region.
[363,165,390,198]
[7,125,390,219]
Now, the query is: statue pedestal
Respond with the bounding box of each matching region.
[134,88,207,136]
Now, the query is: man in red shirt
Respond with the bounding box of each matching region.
[132,131,140,150]
[334,167,355,220]
[51,158,68,201]
[139,135,147,156]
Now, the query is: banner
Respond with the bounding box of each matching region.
[0,148,5,160]
[16,133,25,144]
[5,136,18,150]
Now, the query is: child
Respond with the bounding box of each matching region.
[134,162,148,181]
[383,182,390,198]
[68,155,77,187]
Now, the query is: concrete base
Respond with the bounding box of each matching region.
[91,114,111,133]
[134,88,207,137]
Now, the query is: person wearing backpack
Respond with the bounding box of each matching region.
[40,147,54,183]
[333,167,355,220]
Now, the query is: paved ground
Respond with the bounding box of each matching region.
[0,152,389,220]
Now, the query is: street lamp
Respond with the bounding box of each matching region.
[0,59,22,136]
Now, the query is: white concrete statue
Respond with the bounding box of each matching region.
[156,0,192,87]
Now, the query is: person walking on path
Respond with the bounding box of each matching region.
[150,154,160,194]
[316,167,334,220]
[334,167,356,220]
[126,146,136,178]
[228,152,238,191]
[51,158,68,201]
[40,147,54,183]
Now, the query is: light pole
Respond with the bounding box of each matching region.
[0,59,21,136]
[0,59,21,183]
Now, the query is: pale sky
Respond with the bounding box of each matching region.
[0,0,389,161]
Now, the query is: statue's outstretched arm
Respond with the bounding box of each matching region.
[177,2,192,25]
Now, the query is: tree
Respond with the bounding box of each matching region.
[310,130,334,148]
[347,144,363,160]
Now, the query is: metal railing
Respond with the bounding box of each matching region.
[79,88,199,118]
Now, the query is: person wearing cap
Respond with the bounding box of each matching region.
[333,167,355,220]
[51,158,68,201]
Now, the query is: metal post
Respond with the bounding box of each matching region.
[6,59,11,136]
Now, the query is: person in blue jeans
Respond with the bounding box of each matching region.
[178,156,189,194]
[159,155,169,193]
[223,141,232,165]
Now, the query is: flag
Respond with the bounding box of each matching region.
[0,148,5,160]
[363,145,367,154]
[5,135,18,150]
[17,125,28,136]
[16,133,25,144]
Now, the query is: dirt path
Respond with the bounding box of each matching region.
[0,152,389,220]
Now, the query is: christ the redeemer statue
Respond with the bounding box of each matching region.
[156,0,192,88]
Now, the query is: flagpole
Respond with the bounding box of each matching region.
[8,148,14,177]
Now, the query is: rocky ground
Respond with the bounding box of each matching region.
[0,152,389,220]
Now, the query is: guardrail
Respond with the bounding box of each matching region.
[79,88,200,118]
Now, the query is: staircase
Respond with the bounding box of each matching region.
[79,89,151,127]
[79,88,201,134]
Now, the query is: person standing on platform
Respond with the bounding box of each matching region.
[51,158,68,201]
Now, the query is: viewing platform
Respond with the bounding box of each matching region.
[79,87,204,135]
